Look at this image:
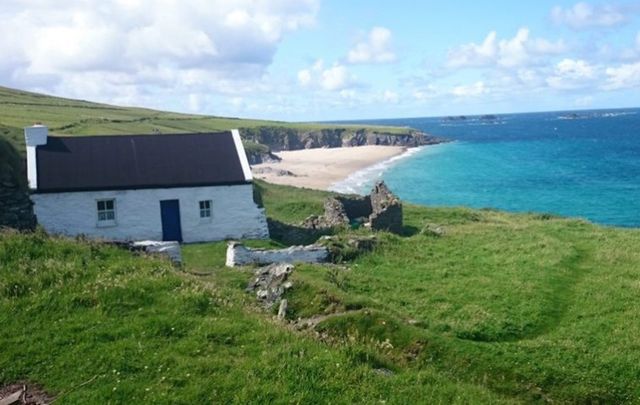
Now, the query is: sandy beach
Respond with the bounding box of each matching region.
[251,145,407,191]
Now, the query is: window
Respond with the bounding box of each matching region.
[97,199,116,226]
[199,200,212,218]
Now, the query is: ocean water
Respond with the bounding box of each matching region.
[332,109,640,227]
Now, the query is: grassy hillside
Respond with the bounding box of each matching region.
[0,86,409,155]
[2,181,640,403]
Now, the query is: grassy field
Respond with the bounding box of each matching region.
[0,86,410,155]
[2,181,640,403]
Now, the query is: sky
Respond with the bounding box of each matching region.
[1,0,639,121]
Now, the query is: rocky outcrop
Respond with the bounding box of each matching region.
[341,130,442,148]
[245,150,282,165]
[226,241,329,267]
[252,167,296,177]
[246,263,294,308]
[302,181,403,234]
[240,126,444,153]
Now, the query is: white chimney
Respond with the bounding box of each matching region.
[24,124,48,189]
[25,124,48,147]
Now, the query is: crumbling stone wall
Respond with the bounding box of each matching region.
[337,195,371,220]
[301,181,403,234]
[369,181,403,234]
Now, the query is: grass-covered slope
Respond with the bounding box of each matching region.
[0,86,410,155]
[3,182,640,403]
[0,231,508,404]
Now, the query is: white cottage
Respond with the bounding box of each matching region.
[25,125,269,243]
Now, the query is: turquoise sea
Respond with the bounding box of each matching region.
[333,109,640,227]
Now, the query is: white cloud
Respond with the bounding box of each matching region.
[603,62,640,89]
[297,59,354,91]
[297,69,312,87]
[546,58,597,89]
[551,2,630,29]
[339,89,357,99]
[517,68,544,86]
[0,0,319,108]
[382,90,399,103]
[447,32,497,68]
[412,85,440,101]
[347,27,396,64]
[321,64,350,90]
[447,28,565,69]
[637,32,640,49]
[451,81,487,97]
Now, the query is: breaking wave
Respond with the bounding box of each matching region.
[329,146,429,195]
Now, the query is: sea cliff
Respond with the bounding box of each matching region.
[242,126,444,164]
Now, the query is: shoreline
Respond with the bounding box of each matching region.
[329,145,428,194]
[251,145,409,192]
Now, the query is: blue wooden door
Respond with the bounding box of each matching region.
[160,200,183,242]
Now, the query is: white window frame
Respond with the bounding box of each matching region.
[199,199,212,220]
[96,198,117,227]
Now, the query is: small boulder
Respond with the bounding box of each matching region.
[246,263,294,308]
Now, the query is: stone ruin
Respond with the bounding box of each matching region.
[303,181,403,234]
[226,242,329,267]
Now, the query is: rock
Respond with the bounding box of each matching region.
[246,263,294,308]
[240,126,445,152]
[277,299,288,320]
[0,383,52,405]
[130,240,182,264]
[252,167,296,177]
[319,235,378,262]
[226,241,329,267]
[245,150,281,165]
[421,223,445,237]
[373,368,394,377]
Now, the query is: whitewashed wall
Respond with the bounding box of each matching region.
[226,242,329,267]
[32,184,269,243]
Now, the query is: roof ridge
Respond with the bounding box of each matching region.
[50,131,232,139]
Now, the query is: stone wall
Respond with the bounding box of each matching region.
[369,182,403,234]
[226,241,329,267]
[337,195,372,220]
[301,181,403,234]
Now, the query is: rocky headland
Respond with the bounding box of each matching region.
[242,126,445,164]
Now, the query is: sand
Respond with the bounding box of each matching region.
[251,145,407,191]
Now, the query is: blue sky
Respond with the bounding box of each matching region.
[1,0,639,121]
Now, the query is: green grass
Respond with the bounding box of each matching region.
[0,86,411,156]
[0,230,509,404]
[3,182,640,403]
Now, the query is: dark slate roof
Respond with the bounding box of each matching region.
[35,132,249,193]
